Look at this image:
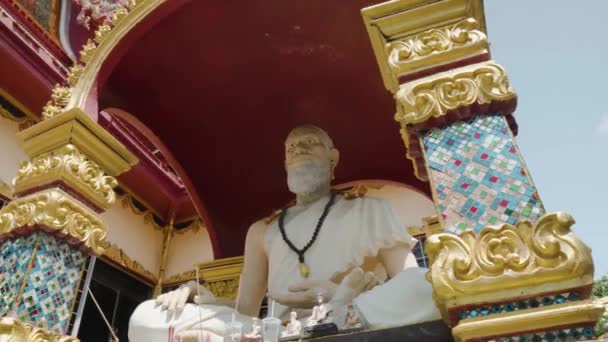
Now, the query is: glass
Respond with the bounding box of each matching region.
[224,321,243,342]
[262,317,282,342]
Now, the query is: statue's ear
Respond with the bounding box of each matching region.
[330,148,340,179]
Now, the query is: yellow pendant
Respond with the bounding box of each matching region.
[299,262,310,278]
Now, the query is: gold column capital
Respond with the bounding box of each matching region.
[0,188,108,255]
[0,317,80,342]
[17,108,138,177]
[13,144,118,211]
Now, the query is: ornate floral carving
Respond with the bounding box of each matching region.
[41,85,72,120]
[0,189,107,255]
[101,241,157,284]
[204,279,239,300]
[14,145,117,210]
[387,18,488,74]
[0,317,80,341]
[74,0,129,30]
[67,64,84,87]
[426,212,594,317]
[394,61,515,126]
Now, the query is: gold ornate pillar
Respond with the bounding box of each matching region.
[362,0,602,340]
[0,108,137,339]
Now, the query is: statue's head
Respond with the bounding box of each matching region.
[284,125,339,195]
[290,311,298,320]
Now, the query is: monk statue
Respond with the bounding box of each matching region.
[128,125,440,341]
[281,311,302,338]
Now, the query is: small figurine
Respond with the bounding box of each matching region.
[342,305,362,330]
[281,311,302,338]
[306,294,329,327]
[243,318,262,341]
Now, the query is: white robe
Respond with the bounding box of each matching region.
[128,194,440,341]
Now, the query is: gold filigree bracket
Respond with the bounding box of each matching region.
[0,188,108,255]
[426,212,594,322]
[13,144,118,211]
[395,60,515,128]
[0,316,80,342]
[362,0,487,92]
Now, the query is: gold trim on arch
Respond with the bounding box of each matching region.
[40,0,167,120]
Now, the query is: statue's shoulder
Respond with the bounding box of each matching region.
[339,185,374,201]
[263,198,296,225]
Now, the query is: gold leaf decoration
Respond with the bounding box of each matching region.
[426,212,594,317]
[79,39,97,63]
[0,189,107,255]
[394,61,515,126]
[109,6,129,26]
[101,241,157,284]
[13,145,118,209]
[67,64,83,87]
[0,179,12,200]
[41,85,72,120]
[164,270,196,285]
[94,23,112,44]
[204,279,239,300]
[0,317,80,341]
[386,18,488,73]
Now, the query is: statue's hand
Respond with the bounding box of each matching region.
[155,281,215,312]
[271,280,338,309]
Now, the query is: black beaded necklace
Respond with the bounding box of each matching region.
[278,191,338,278]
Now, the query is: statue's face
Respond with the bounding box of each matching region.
[284,127,337,194]
[284,129,332,169]
[290,311,297,320]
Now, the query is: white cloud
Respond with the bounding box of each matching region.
[598,114,608,136]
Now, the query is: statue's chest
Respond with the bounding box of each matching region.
[268,215,354,279]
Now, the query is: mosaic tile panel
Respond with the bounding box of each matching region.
[423,115,544,234]
[16,232,87,334]
[457,291,581,321]
[0,235,38,316]
[492,326,595,342]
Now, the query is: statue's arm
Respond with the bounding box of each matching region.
[236,220,269,317]
[378,243,418,278]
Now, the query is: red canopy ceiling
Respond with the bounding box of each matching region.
[100,0,431,258]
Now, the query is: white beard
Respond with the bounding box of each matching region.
[287,162,331,195]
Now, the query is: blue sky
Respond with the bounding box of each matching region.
[485,1,608,276]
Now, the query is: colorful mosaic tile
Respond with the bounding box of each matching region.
[0,235,38,316]
[457,291,581,321]
[423,115,544,234]
[492,326,595,342]
[16,232,87,334]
